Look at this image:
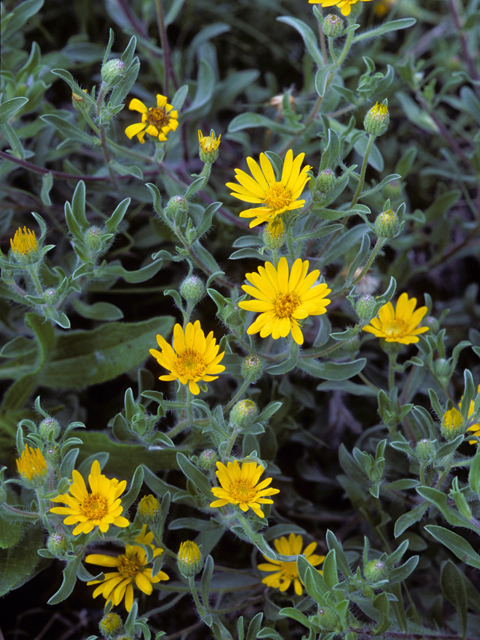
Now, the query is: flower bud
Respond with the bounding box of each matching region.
[323,14,344,38]
[99,612,124,639]
[44,445,61,465]
[383,179,402,200]
[241,354,263,383]
[374,209,399,239]
[315,169,336,194]
[180,275,205,304]
[177,540,203,577]
[441,408,465,441]
[84,226,103,252]
[263,218,285,250]
[364,101,389,137]
[101,59,126,85]
[424,315,440,334]
[224,305,245,327]
[415,438,436,463]
[434,358,451,383]
[364,559,387,582]
[230,399,259,430]
[165,196,188,226]
[198,130,221,163]
[47,532,69,558]
[39,417,61,440]
[356,294,376,321]
[310,607,339,631]
[198,449,218,471]
[72,89,90,111]
[137,494,161,524]
[42,288,59,305]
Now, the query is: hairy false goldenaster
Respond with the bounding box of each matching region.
[460,384,480,445]
[125,94,178,144]
[308,0,374,16]
[238,257,331,345]
[362,293,429,345]
[226,150,311,228]
[16,444,47,484]
[10,227,38,259]
[50,460,129,535]
[258,533,325,595]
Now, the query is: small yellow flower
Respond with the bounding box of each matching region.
[461,384,480,444]
[50,460,130,535]
[258,533,325,595]
[210,459,280,519]
[238,257,331,345]
[86,525,168,611]
[177,540,203,577]
[308,0,374,16]
[10,227,38,259]
[364,101,390,137]
[125,94,178,144]
[137,494,161,524]
[441,408,464,441]
[198,129,221,162]
[149,321,225,395]
[362,293,429,345]
[16,444,47,485]
[226,150,311,228]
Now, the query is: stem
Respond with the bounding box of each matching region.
[350,238,386,287]
[222,428,239,463]
[1,503,41,520]
[95,83,118,189]
[187,575,209,623]
[351,133,375,207]
[28,264,43,296]
[388,351,397,393]
[154,0,178,93]
[223,379,251,414]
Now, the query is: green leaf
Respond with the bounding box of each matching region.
[322,549,338,589]
[228,112,303,135]
[1,0,44,41]
[48,557,80,604]
[425,525,480,569]
[297,358,366,381]
[101,259,164,284]
[105,198,130,234]
[394,503,429,538]
[184,59,215,115]
[0,97,29,125]
[201,554,214,606]
[468,446,480,495]
[176,452,212,499]
[40,172,54,206]
[0,523,43,596]
[279,607,311,628]
[265,342,299,375]
[71,299,124,321]
[122,465,144,511]
[353,18,416,43]
[276,16,324,67]
[441,560,468,638]
[0,519,22,549]
[40,114,94,145]
[416,486,471,530]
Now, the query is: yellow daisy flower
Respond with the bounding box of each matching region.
[149,321,225,395]
[461,384,480,445]
[226,149,311,228]
[125,94,178,144]
[210,460,280,519]
[362,293,429,345]
[50,460,130,535]
[257,533,325,595]
[16,444,47,485]
[308,0,374,17]
[10,227,38,259]
[198,129,221,162]
[238,257,331,345]
[86,525,169,611]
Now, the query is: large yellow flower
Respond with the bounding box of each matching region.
[362,293,429,345]
[150,321,225,395]
[86,525,169,611]
[125,94,178,144]
[210,460,280,519]
[226,150,311,228]
[308,0,374,16]
[238,257,331,345]
[257,533,325,595]
[16,444,47,485]
[50,460,130,535]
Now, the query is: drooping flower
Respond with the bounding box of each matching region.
[198,129,221,163]
[149,321,225,395]
[362,293,429,345]
[226,150,311,228]
[238,257,331,345]
[461,384,480,445]
[86,525,168,611]
[16,444,47,485]
[10,227,38,260]
[257,533,325,595]
[50,460,130,535]
[210,460,280,519]
[125,94,178,144]
[308,0,374,17]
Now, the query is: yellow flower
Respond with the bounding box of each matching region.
[10,227,38,259]
[86,525,168,611]
[226,149,311,228]
[125,94,178,144]
[177,540,203,577]
[50,460,130,535]
[149,321,225,395]
[210,459,280,518]
[362,293,429,345]
[238,257,331,345]
[137,494,161,524]
[462,384,480,445]
[257,533,325,595]
[308,0,374,16]
[441,408,464,442]
[198,129,221,162]
[16,444,47,485]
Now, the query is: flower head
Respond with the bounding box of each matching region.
[238,257,331,345]
[308,0,374,16]
[362,293,429,345]
[441,407,464,441]
[86,525,168,611]
[226,150,311,228]
[210,460,279,519]
[364,101,390,137]
[10,227,38,261]
[149,321,225,395]
[125,95,178,144]
[137,494,161,524]
[177,540,203,577]
[16,444,47,486]
[258,533,325,595]
[50,460,130,535]
[461,384,480,444]
[198,129,221,163]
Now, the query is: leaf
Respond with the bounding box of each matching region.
[322,549,338,589]
[0,519,22,549]
[176,452,212,499]
[265,343,299,375]
[441,560,468,638]
[353,18,416,43]
[48,557,80,604]
[425,525,480,569]
[1,0,44,41]
[70,299,124,321]
[228,112,303,135]
[394,503,429,538]
[40,114,94,145]
[0,97,29,125]
[0,523,43,596]
[276,17,324,67]
[297,358,366,381]
[184,59,215,115]
[279,607,311,628]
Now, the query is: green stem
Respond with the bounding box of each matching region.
[95,83,118,189]
[351,133,375,207]
[388,351,397,393]
[1,503,41,520]
[187,575,209,623]
[222,428,239,463]
[154,0,177,94]
[223,379,251,415]
[28,264,43,296]
[350,238,386,287]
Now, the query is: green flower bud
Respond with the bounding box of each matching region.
[230,399,259,430]
[383,179,402,200]
[374,209,399,239]
[364,559,388,582]
[434,357,451,384]
[47,532,69,558]
[224,305,245,327]
[42,288,59,305]
[198,449,219,470]
[441,408,465,441]
[180,275,205,304]
[198,130,221,163]
[165,196,189,226]
[39,417,61,440]
[425,315,440,334]
[84,226,103,252]
[310,607,339,631]
[356,294,376,321]
[263,218,285,250]
[241,354,263,383]
[137,494,161,524]
[101,59,126,85]
[99,612,124,639]
[177,540,203,577]
[323,14,344,38]
[44,445,62,465]
[415,438,436,463]
[364,101,390,137]
[315,169,336,194]
[72,89,91,112]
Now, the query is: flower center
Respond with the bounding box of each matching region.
[279,560,298,580]
[275,292,300,318]
[263,183,292,212]
[82,493,109,520]
[230,479,256,503]
[147,107,169,129]
[177,349,206,378]
[117,552,142,578]
[384,319,406,338]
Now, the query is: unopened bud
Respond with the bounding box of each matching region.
[224,305,245,327]
[441,408,465,441]
[39,417,61,440]
[230,400,259,430]
[364,101,389,137]
[415,438,436,463]
[198,449,218,471]
[47,532,69,558]
[72,89,90,111]
[44,445,61,465]
[241,354,263,383]
[42,288,59,305]
[364,559,387,582]
[315,169,336,193]
[263,218,285,250]
[99,612,124,639]
[177,540,203,577]
[356,294,376,321]
[180,275,205,304]
[434,358,450,382]
[84,226,103,251]
[137,494,161,524]
[323,14,344,38]
[374,209,398,238]
[165,196,188,226]
[101,59,126,85]
[310,607,339,631]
